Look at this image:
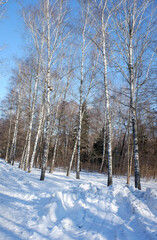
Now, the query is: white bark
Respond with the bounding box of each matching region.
[130,88,141,189]
[28,105,45,172]
[40,0,67,180]
[112,0,156,189]
[100,111,106,173]
[76,0,91,180]
[8,65,22,165]
[88,0,114,186]
[66,56,96,177]
[127,117,133,185]
[128,3,141,190]
[67,137,78,177]
[8,98,20,165]
[102,8,112,187]
[24,45,44,171]
[76,46,84,179]
[19,130,29,169]
[5,106,12,162]
[49,79,69,173]
[21,3,46,171]
[40,0,51,181]
[49,137,59,173]
[76,101,83,179]
[66,100,90,177]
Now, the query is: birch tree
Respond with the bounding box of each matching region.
[75,0,90,179]
[5,99,13,162]
[66,52,98,177]
[40,0,69,180]
[49,76,70,173]
[21,4,45,171]
[48,27,74,174]
[88,0,121,186]
[112,0,157,189]
[28,102,45,172]
[8,65,23,165]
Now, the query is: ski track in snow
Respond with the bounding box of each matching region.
[0,159,157,240]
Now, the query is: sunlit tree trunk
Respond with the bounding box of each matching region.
[127,110,131,185]
[66,101,91,177]
[28,105,45,172]
[67,137,78,177]
[24,59,43,171]
[100,111,106,173]
[89,0,114,186]
[102,13,112,186]
[66,56,95,177]
[49,57,70,173]
[40,0,67,180]
[40,0,51,181]
[8,95,20,165]
[5,105,12,162]
[112,0,156,189]
[128,7,141,189]
[76,0,91,179]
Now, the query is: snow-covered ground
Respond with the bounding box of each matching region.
[0,159,157,240]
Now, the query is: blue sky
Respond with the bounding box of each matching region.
[0,0,39,102]
[0,0,23,101]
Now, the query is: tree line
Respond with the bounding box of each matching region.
[0,0,156,190]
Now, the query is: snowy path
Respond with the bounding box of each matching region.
[0,159,157,240]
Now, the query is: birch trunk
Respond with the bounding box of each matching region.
[40,0,51,181]
[8,100,20,165]
[66,71,94,177]
[120,132,126,172]
[29,77,47,172]
[64,132,68,167]
[100,112,106,173]
[34,130,44,168]
[49,137,59,173]
[112,0,155,188]
[24,81,38,171]
[5,107,12,162]
[49,100,62,173]
[67,138,78,177]
[66,102,89,177]
[28,105,45,172]
[76,3,88,179]
[127,109,134,185]
[131,89,141,189]
[19,130,29,169]
[40,87,51,180]
[102,22,112,187]
[76,101,83,179]
[40,87,51,181]
[49,76,69,173]
[128,12,141,189]
[24,41,44,171]
[127,111,131,185]
[127,143,133,185]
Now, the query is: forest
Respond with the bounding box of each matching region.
[0,0,157,190]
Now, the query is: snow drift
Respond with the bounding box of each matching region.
[0,159,157,240]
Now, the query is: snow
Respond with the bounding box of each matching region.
[0,159,157,240]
